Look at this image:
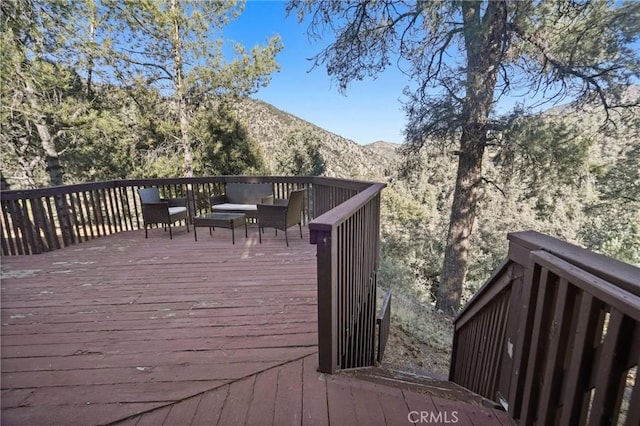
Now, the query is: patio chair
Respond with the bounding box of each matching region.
[257,189,305,246]
[138,187,189,239]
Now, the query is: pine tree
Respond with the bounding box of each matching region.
[103,0,283,177]
[289,0,640,312]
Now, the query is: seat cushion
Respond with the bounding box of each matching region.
[168,206,187,215]
[211,203,257,212]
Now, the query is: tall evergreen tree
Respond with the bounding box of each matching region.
[275,129,326,176]
[103,0,282,177]
[1,0,112,187]
[289,0,640,312]
[195,100,266,176]
[2,0,73,186]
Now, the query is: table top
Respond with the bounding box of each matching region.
[196,212,246,221]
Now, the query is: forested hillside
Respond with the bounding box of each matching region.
[378,88,639,309]
[235,90,639,372]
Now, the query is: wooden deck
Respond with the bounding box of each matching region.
[1,225,512,425]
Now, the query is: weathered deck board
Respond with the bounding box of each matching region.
[2,226,512,425]
[2,227,317,425]
[117,353,512,426]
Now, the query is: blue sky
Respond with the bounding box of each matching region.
[225,1,409,146]
[224,1,638,146]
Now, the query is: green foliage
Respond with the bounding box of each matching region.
[1,0,86,186]
[195,101,266,176]
[580,143,640,265]
[379,153,453,303]
[274,129,326,176]
[0,0,283,184]
[499,116,592,189]
[379,99,639,313]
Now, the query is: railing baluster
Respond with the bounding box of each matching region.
[43,196,60,250]
[626,350,640,426]
[0,200,11,255]
[68,192,82,242]
[589,309,632,425]
[76,191,89,241]
[537,279,576,424]
[559,293,600,425]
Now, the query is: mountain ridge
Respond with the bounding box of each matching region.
[231,98,399,179]
[230,85,638,181]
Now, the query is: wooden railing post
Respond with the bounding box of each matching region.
[309,182,385,374]
[312,228,338,374]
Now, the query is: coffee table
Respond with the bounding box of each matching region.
[193,212,247,244]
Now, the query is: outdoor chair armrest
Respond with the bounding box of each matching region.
[143,201,169,208]
[163,197,187,208]
[257,203,287,214]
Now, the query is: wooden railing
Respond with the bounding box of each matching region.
[0,176,386,377]
[310,182,386,373]
[450,231,640,425]
[0,176,376,255]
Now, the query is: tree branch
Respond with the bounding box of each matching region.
[481,177,506,198]
[509,23,633,125]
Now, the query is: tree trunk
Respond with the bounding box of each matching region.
[1,172,10,190]
[22,72,65,186]
[437,131,485,313]
[170,0,194,178]
[86,0,97,98]
[179,102,193,177]
[436,1,507,313]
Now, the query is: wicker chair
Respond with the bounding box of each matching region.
[138,187,189,239]
[257,189,305,246]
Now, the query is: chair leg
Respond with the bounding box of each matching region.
[285,229,289,247]
[299,223,302,238]
[259,227,262,244]
[169,224,173,239]
[145,225,148,239]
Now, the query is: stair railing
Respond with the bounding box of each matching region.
[450,231,640,425]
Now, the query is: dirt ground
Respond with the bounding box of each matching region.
[380,306,454,378]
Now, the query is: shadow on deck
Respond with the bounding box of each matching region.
[1,225,511,425]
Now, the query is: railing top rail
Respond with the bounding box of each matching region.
[508,230,640,296]
[309,182,386,238]
[0,176,372,200]
[453,258,512,325]
[118,176,318,188]
[0,181,119,199]
[311,176,376,191]
[532,250,640,321]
